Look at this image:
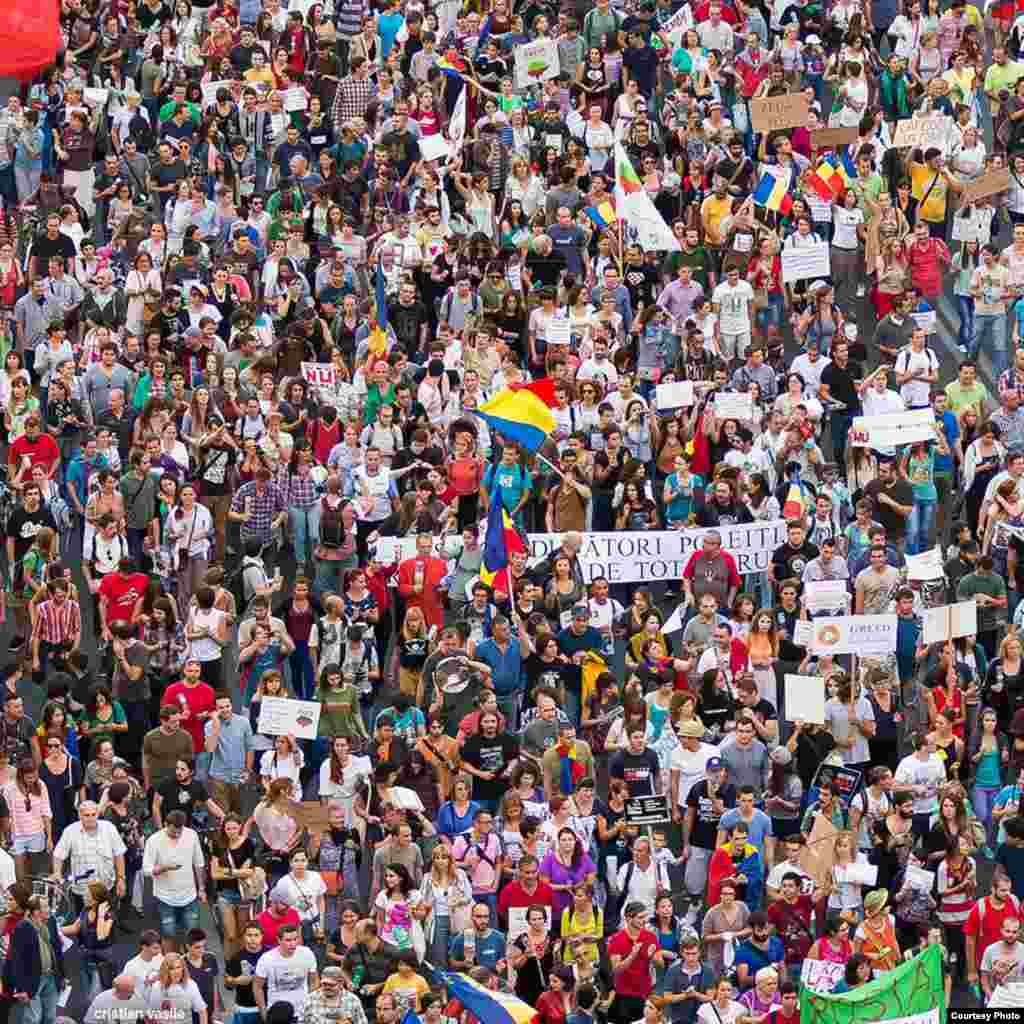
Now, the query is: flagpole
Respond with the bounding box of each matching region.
[535,450,567,482]
[616,216,625,278]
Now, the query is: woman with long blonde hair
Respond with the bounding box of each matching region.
[145,952,208,1022]
[396,605,432,705]
[416,842,473,967]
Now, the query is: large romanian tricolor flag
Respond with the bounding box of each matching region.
[477,380,556,452]
[480,494,527,594]
[441,971,538,1024]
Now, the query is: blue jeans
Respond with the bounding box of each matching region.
[11,974,59,1024]
[430,913,452,967]
[973,313,1008,379]
[957,295,975,349]
[830,411,854,466]
[756,292,785,333]
[564,688,581,728]
[973,784,1001,846]
[290,642,316,700]
[289,503,322,567]
[907,500,936,555]
[313,557,353,601]
[155,897,201,939]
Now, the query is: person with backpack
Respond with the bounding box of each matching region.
[438,276,481,337]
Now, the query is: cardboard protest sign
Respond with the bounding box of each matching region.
[749,93,809,132]
[959,168,1011,209]
[892,114,952,150]
[514,39,559,89]
[811,126,858,149]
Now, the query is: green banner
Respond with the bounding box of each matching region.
[799,947,945,1024]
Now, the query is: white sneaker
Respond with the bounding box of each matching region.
[856,284,865,297]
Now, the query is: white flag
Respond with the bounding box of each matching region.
[448,84,467,153]
[662,603,687,635]
[613,142,681,252]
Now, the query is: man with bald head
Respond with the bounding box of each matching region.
[85,974,148,1023]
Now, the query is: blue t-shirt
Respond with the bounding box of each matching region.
[476,637,524,696]
[734,936,786,980]
[378,12,405,57]
[483,462,532,518]
[666,472,704,523]
[934,409,959,474]
[717,809,774,858]
[449,927,507,970]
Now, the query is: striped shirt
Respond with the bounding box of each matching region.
[32,598,81,646]
[2,781,52,841]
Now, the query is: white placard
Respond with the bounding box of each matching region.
[904,864,936,891]
[800,959,845,993]
[417,133,450,162]
[513,38,560,90]
[850,408,937,448]
[793,619,813,647]
[892,115,953,151]
[906,548,944,581]
[781,241,830,283]
[282,87,309,112]
[833,861,878,886]
[656,381,695,410]
[922,601,978,644]
[389,786,425,813]
[83,87,109,107]
[713,392,754,420]
[662,4,693,42]
[990,983,1024,1009]
[952,206,994,243]
[546,317,571,345]
[910,310,937,333]
[201,80,233,107]
[301,362,337,389]
[507,905,552,942]
[257,697,322,741]
[809,615,898,655]
[526,520,790,581]
[806,195,833,221]
[804,580,848,613]
[784,674,825,725]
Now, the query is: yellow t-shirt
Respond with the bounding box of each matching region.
[560,906,604,963]
[910,163,949,223]
[382,972,431,1013]
[701,194,733,246]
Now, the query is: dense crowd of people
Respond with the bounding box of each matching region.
[3,0,1024,1019]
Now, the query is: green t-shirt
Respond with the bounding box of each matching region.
[907,451,937,502]
[944,379,990,414]
[985,60,1024,98]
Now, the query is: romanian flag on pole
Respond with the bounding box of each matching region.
[584,200,618,230]
[477,381,556,452]
[480,498,527,595]
[805,158,842,201]
[441,972,539,1024]
[437,50,467,79]
[752,172,793,215]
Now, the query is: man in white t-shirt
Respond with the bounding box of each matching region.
[894,327,939,409]
[141,810,205,952]
[614,836,670,922]
[894,733,947,837]
[790,339,831,397]
[122,930,165,991]
[254,923,319,1016]
[711,266,754,364]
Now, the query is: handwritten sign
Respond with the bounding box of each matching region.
[257,697,322,741]
[624,795,671,825]
[83,87,109,107]
[282,87,309,112]
[656,381,695,410]
[794,620,813,647]
[922,601,978,645]
[301,362,337,389]
[805,579,849,613]
[713,392,754,420]
[959,168,1011,209]
[513,38,560,90]
[906,548,944,581]
[800,959,845,993]
[781,241,830,283]
[749,93,810,133]
[892,114,952,150]
[850,408,937,448]
[905,864,936,891]
[662,4,694,42]
[811,126,858,149]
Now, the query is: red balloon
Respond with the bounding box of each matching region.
[0,2,62,80]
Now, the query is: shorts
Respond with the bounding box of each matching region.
[156,897,201,937]
[719,331,752,362]
[217,889,243,906]
[11,832,46,855]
